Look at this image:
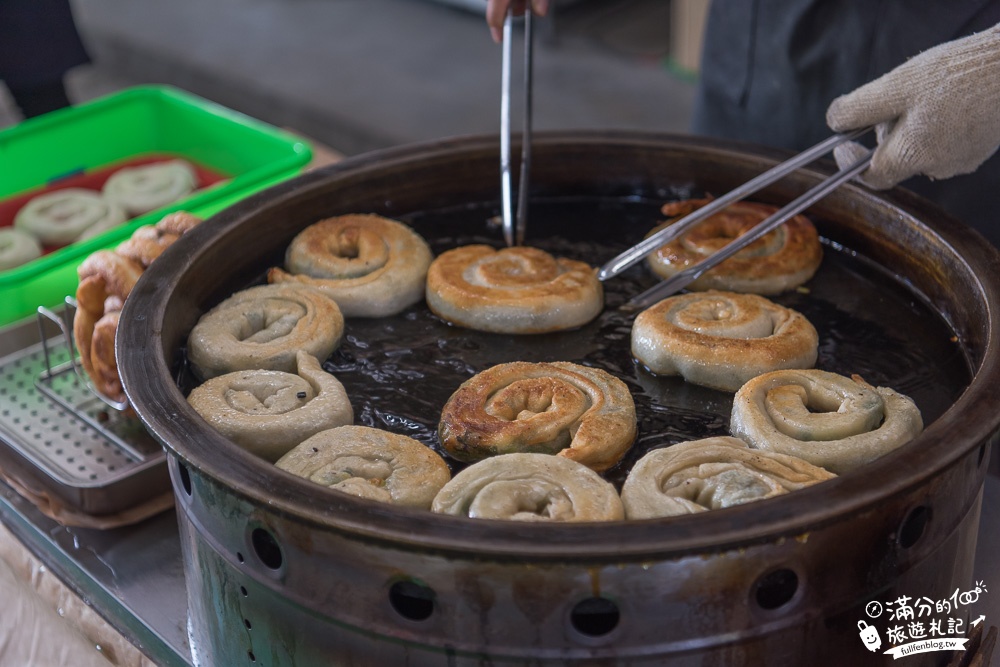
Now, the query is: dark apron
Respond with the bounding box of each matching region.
[692,0,1000,246]
[0,0,90,87]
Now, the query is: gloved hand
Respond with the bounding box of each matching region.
[486,0,549,43]
[826,24,1000,189]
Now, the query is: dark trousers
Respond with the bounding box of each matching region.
[6,79,72,119]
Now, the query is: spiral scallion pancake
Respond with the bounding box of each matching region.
[426,245,603,333]
[731,369,923,473]
[631,290,818,391]
[647,198,822,295]
[439,361,636,472]
[14,188,126,245]
[268,214,433,317]
[431,452,624,522]
[0,228,42,271]
[188,351,353,462]
[102,160,197,215]
[277,425,451,509]
[187,283,344,381]
[621,436,835,519]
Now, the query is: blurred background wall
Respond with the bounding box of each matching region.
[1,0,706,156]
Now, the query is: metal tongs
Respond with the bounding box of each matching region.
[500,6,534,247]
[599,128,875,312]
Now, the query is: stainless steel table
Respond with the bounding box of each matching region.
[0,483,191,666]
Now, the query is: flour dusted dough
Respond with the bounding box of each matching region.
[731,369,924,473]
[277,425,451,509]
[188,351,353,462]
[431,453,624,522]
[102,160,197,216]
[187,282,344,380]
[0,228,42,271]
[15,188,126,245]
[621,436,835,519]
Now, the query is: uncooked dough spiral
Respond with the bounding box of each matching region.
[0,228,42,271]
[276,425,451,509]
[438,361,636,472]
[631,290,818,391]
[14,188,126,245]
[102,160,197,216]
[187,283,345,381]
[431,452,624,522]
[647,198,823,295]
[621,436,836,519]
[425,245,604,334]
[731,369,924,473]
[187,351,353,462]
[267,214,433,317]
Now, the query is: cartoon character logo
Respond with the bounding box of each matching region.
[858,620,881,652]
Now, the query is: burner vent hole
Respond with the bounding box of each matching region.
[389,580,435,621]
[899,505,930,549]
[178,462,192,496]
[251,527,283,570]
[570,597,620,637]
[248,650,256,662]
[753,568,799,610]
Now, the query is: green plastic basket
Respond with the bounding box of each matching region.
[0,85,313,326]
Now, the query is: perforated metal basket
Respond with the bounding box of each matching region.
[0,308,167,516]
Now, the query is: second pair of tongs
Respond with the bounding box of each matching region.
[599,129,874,312]
[500,6,534,247]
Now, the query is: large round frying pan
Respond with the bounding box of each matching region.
[118,132,1000,666]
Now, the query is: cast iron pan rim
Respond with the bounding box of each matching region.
[120,131,1000,559]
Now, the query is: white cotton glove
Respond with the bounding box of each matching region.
[826,24,1000,189]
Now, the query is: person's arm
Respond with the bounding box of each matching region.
[826,24,1000,189]
[486,0,549,43]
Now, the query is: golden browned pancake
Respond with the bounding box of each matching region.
[426,245,603,333]
[73,251,146,403]
[268,214,433,317]
[73,212,203,403]
[631,290,818,391]
[115,212,201,268]
[647,198,823,294]
[438,360,636,472]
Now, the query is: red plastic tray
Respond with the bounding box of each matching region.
[0,154,228,255]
